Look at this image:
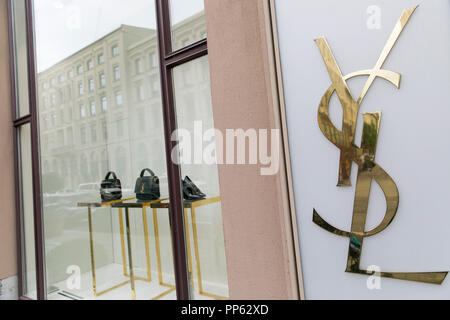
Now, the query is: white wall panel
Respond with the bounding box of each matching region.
[275,0,450,299]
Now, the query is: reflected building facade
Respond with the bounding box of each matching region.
[34,12,230,299]
[38,13,207,193]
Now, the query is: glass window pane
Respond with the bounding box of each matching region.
[18,124,37,299]
[173,56,229,300]
[33,0,177,300]
[11,0,30,118]
[170,0,206,51]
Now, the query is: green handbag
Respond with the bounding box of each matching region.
[134,169,160,201]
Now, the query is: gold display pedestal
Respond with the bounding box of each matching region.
[112,198,175,300]
[151,197,228,300]
[78,196,227,300]
[78,198,174,300]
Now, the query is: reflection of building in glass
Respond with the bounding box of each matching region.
[38,13,207,192]
[35,11,228,299]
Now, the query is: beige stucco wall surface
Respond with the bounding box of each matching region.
[205,0,300,299]
[0,0,17,280]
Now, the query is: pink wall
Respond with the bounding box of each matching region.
[0,0,17,280]
[205,0,300,299]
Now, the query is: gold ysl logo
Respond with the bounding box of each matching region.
[313,5,447,284]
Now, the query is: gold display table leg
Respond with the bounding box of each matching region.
[86,197,230,300]
[118,208,128,277]
[124,208,136,300]
[151,208,176,300]
[115,200,172,300]
[118,208,152,282]
[88,207,97,295]
[87,207,133,299]
[184,208,194,287]
[186,198,229,300]
[142,207,152,282]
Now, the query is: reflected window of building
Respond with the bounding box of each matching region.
[89,78,94,92]
[115,90,122,106]
[77,64,83,75]
[87,59,94,70]
[78,82,84,96]
[90,101,96,116]
[79,104,86,119]
[113,65,120,81]
[101,96,107,112]
[50,78,56,87]
[58,74,65,83]
[68,69,74,79]
[99,73,106,87]
[98,53,104,65]
[112,45,119,57]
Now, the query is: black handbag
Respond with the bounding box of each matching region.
[182,176,206,201]
[100,171,122,202]
[135,169,160,201]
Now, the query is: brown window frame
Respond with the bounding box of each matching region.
[8,0,45,301]
[8,0,209,300]
[155,0,208,300]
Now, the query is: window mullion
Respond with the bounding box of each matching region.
[24,0,46,300]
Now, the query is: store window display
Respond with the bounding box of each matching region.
[10,0,228,300]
